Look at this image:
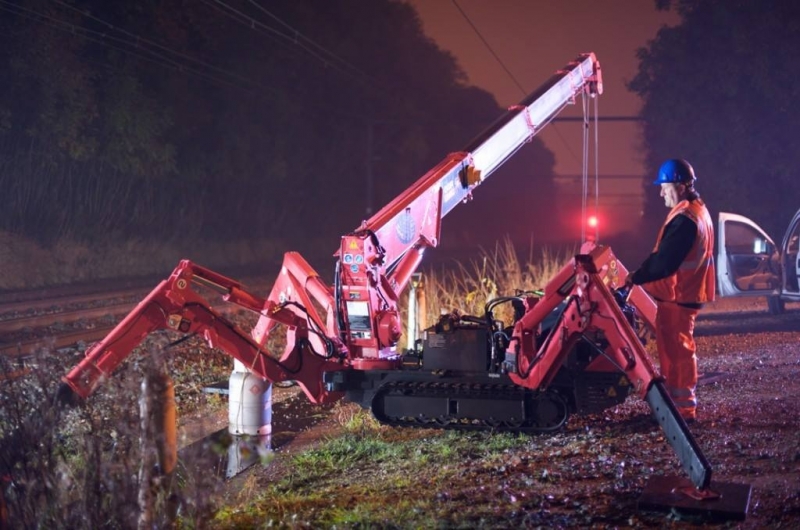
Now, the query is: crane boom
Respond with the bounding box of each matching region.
[362,53,602,270]
[59,52,741,502]
[64,53,603,400]
[335,54,601,364]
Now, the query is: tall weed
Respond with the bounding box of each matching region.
[0,339,225,528]
[398,239,574,350]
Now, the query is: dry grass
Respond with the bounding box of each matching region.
[427,240,573,319]
[397,239,575,350]
[0,335,236,528]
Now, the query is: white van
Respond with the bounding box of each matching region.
[716,209,800,314]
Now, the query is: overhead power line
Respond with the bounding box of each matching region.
[0,0,259,92]
[450,0,526,94]
[201,0,377,86]
[554,116,642,122]
[46,0,257,89]
[53,0,375,92]
[450,0,583,166]
[244,0,372,79]
[0,0,376,124]
[197,0,420,122]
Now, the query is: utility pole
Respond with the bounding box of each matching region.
[366,118,374,216]
[366,118,392,216]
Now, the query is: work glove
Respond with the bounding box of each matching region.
[623,272,636,290]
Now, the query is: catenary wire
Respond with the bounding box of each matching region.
[198,0,425,123]
[450,0,583,167]
[1,0,377,125]
[47,0,259,88]
[201,0,369,83]
[1,1,259,92]
[244,0,376,81]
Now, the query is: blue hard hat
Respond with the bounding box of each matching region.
[654,159,696,185]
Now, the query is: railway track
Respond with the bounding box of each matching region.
[0,275,267,360]
[0,282,153,359]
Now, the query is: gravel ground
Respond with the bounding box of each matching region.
[684,297,800,527]
[213,296,800,528]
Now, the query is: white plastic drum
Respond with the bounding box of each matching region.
[228,361,273,436]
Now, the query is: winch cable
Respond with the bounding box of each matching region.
[580,90,601,243]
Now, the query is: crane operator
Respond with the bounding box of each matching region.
[624,159,715,424]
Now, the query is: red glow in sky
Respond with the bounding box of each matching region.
[407,0,679,177]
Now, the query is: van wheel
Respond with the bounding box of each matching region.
[767,295,785,315]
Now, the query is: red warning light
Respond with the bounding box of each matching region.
[587,215,598,228]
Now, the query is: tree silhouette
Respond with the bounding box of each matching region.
[0,0,558,263]
[630,0,800,238]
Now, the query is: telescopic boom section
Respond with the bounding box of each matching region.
[362,53,602,269]
[336,53,602,364]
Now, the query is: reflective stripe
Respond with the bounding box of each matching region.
[679,257,713,270]
[650,199,715,304]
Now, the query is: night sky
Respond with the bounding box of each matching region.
[409,0,679,177]
[407,0,680,240]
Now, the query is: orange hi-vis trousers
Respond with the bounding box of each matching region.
[655,302,699,420]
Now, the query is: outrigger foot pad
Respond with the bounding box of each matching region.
[638,475,752,522]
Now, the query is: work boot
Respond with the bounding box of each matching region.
[677,406,696,425]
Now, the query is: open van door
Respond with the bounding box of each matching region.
[717,210,800,314]
[776,209,800,301]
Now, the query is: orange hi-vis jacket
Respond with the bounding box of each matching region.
[645,198,716,305]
